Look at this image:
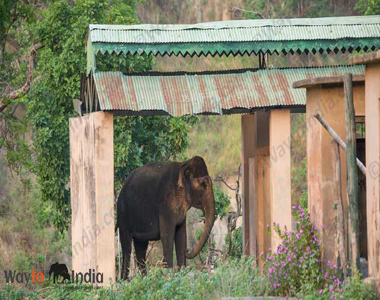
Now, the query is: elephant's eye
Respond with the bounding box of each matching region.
[200,181,207,190]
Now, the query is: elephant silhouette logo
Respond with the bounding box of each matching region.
[48,262,70,283]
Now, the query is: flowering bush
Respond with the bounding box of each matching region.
[262,206,377,299]
[263,205,323,296]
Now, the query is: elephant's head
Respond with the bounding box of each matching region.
[177,156,215,259]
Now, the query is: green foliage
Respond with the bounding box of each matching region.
[243,0,332,19]
[114,115,198,193]
[0,257,375,299]
[225,226,243,259]
[0,257,266,300]
[0,0,197,232]
[342,274,377,299]
[0,285,29,300]
[263,205,377,299]
[263,205,323,297]
[300,189,308,210]
[302,274,377,300]
[213,185,230,220]
[355,0,380,14]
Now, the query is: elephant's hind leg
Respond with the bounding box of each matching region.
[120,228,132,280]
[134,240,149,276]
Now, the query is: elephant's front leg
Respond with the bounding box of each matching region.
[175,219,187,267]
[160,218,175,268]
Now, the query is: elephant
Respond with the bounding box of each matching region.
[48,262,70,283]
[116,156,216,280]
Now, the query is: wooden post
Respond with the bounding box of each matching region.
[344,73,360,274]
[333,141,347,279]
[69,112,115,286]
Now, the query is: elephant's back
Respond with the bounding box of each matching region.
[121,161,181,197]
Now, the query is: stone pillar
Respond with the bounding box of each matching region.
[269,109,292,250]
[293,75,365,270]
[69,111,115,286]
[351,51,380,292]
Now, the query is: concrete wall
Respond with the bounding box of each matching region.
[69,112,115,286]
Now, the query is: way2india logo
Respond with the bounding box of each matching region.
[3,262,104,285]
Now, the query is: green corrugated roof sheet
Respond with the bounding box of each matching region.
[91,65,365,116]
[86,16,380,74]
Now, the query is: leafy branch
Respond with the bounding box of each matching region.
[0,43,44,113]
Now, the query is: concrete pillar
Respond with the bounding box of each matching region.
[242,110,291,266]
[350,51,380,291]
[242,112,271,260]
[269,109,292,250]
[69,111,115,286]
[293,75,365,270]
[252,111,271,267]
[241,114,255,256]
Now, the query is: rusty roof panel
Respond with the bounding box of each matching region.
[93,65,365,117]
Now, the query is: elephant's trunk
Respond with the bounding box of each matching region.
[186,191,215,259]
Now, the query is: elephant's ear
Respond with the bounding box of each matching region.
[178,163,193,188]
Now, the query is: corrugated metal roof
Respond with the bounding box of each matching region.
[89,16,380,44]
[86,16,380,67]
[92,65,365,117]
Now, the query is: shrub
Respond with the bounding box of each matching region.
[263,205,322,296]
[225,226,243,259]
[263,206,377,300]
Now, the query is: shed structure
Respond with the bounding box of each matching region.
[70,15,380,286]
[350,49,380,291]
[293,74,366,271]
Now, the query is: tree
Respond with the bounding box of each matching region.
[1,0,197,232]
[355,0,380,14]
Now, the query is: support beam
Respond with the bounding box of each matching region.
[269,109,292,250]
[69,111,115,286]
